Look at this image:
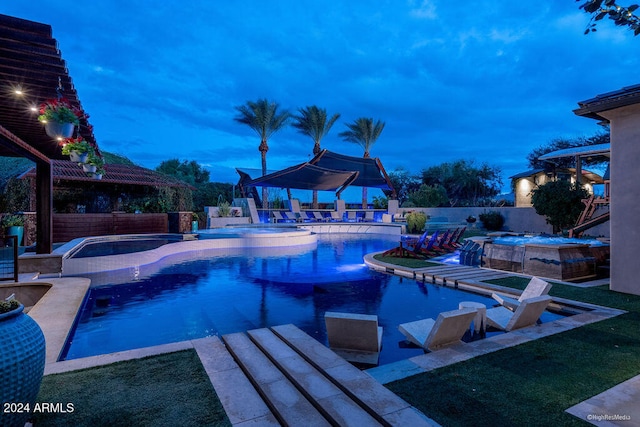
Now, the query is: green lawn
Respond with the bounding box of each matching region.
[33,350,230,427]
[386,277,640,426]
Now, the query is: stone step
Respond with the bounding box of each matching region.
[247,328,383,427]
[271,324,435,426]
[222,332,330,427]
[192,336,279,426]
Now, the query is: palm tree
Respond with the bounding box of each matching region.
[339,117,385,208]
[292,106,341,208]
[234,99,290,208]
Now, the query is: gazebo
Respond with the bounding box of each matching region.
[0,14,99,254]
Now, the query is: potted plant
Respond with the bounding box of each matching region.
[1,214,24,246]
[83,151,104,174]
[191,212,199,232]
[37,98,84,139]
[61,137,92,163]
[0,298,46,427]
[91,165,106,180]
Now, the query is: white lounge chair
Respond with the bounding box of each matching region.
[492,277,552,311]
[312,211,328,222]
[283,211,303,222]
[363,211,375,222]
[272,211,287,223]
[486,295,552,331]
[398,307,477,351]
[347,211,359,222]
[325,311,382,365]
[330,211,343,222]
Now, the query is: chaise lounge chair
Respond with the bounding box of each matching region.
[492,276,552,311]
[325,311,383,365]
[330,211,343,222]
[347,211,359,222]
[363,211,375,222]
[485,295,552,331]
[398,307,478,351]
[312,211,328,222]
[272,211,288,223]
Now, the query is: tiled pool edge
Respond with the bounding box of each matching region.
[363,252,626,384]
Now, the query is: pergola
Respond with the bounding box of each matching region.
[0,14,98,253]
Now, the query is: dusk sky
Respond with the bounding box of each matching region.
[3,2,638,197]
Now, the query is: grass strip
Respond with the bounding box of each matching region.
[33,349,231,427]
[387,277,640,426]
[373,254,441,269]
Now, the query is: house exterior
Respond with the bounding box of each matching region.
[510,168,603,207]
[574,84,640,296]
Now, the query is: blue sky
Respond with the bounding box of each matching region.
[3,1,638,197]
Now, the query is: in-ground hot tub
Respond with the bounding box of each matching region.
[481,235,609,281]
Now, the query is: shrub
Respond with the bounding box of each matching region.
[0,299,20,314]
[406,211,427,234]
[479,211,505,231]
[531,181,589,234]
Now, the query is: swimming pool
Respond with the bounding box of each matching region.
[61,234,562,365]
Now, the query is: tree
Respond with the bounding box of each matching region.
[156,159,210,186]
[579,0,640,36]
[234,99,291,208]
[338,117,385,208]
[406,184,449,207]
[531,180,589,233]
[421,160,502,206]
[527,132,610,169]
[155,159,231,211]
[388,167,421,206]
[292,106,340,208]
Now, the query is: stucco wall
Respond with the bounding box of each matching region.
[396,206,610,237]
[600,103,640,295]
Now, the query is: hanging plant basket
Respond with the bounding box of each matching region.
[69,150,88,164]
[0,303,46,427]
[44,121,75,139]
[82,164,97,173]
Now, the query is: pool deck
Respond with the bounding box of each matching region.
[18,254,636,426]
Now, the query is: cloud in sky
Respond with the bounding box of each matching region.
[2,1,638,195]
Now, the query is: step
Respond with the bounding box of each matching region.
[272,324,435,426]
[192,336,279,426]
[248,328,383,427]
[222,332,330,427]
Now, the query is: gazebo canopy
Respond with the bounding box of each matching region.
[240,163,358,194]
[310,149,394,191]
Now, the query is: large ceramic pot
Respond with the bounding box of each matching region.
[0,304,46,427]
[44,121,75,139]
[5,226,23,246]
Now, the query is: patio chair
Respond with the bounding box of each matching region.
[363,211,375,222]
[418,230,441,256]
[398,307,477,351]
[311,211,328,222]
[382,230,430,258]
[283,211,303,223]
[272,211,288,223]
[347,211,359,222]
[492,277,552,311]
[330,211,343,222]
[486,295,552,331]
[325,311,383,365]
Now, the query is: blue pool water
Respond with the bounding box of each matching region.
[492,235,606,246]
[62,234,561,365]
